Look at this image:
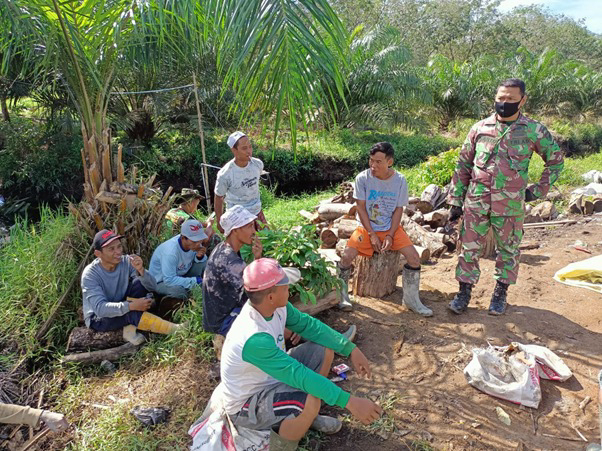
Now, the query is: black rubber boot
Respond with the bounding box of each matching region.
[488,281,509,316]
[448,282,473,314]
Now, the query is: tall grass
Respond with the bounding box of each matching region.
[0,207,86,358]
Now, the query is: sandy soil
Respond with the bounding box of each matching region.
[317,216,602,451]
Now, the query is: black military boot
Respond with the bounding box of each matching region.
[488,281,509,315]
[448,282,473,314]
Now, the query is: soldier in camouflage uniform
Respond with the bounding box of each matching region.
[447,78,564,315]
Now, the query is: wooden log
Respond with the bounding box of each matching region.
[299,209,320,223]
[415,200,434,214]
[352,251,401,298]
[401,217,448,258]
[66,327,125,353]
[317,203,357,221]
[423,208,449,228]
[336,239,348,257]
[523,219,577,228]
[61,342,140,364]
[317,248,340,264]
[421,184,444,208]
[320,228,339,248]
[293,290,340,316]
[336,218,357,239]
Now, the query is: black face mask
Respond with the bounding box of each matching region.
[495,99,522,118]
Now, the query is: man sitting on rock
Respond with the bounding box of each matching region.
[82,229,184,345]
[197,258,382,450]
[149,219,208,300]
[337,142,433,316]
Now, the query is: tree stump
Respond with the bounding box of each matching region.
[66,327,125,353]
[351,251,401,298]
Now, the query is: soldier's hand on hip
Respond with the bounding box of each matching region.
[524,188,537,202]
[449,206,463,222]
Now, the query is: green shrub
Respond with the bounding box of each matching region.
[418,147,461,187]
[0,207,86,358]
[0,118,82,206]
[546,120,602,156]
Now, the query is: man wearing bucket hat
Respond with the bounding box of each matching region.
[149,219,209,300]
[197,258,382,449]
[214,131,268,233]
[82,229,184,346]
[202,206,263,337]
[164,188,215,240]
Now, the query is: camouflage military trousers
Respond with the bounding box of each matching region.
[456,210,524,285]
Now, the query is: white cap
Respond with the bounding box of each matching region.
[220,205,257,237]
[227,131,247,149]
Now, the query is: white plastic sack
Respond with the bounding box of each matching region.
[188,407,270,451]
[582,170,602,184]
[516,343,572,381]
[571,182,602,197]
[189,384,270,451]
[464,344,542,408]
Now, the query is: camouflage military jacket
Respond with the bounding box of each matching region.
[449,113,564,216]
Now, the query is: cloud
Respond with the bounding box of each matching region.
[499,0,602,33]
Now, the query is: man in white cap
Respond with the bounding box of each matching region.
[149,219,209,300]
[214,131,267,233]
[202,206,263,336]
[194,258,381,450]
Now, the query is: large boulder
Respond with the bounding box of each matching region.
[525,201,557,223]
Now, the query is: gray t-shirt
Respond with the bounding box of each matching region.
[81,256,157,327]
[214,157,264,215]
[202,241,248,333]
[353,169,409,232]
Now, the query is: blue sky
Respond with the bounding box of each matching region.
[499,0,602,34]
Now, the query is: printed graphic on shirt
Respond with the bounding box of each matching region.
[367,191,398,228]
[240,177,258,189]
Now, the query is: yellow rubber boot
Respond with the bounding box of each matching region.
[137,312,180,335]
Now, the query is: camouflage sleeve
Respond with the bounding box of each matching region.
[529,124,564,199]
[448,126,477,207]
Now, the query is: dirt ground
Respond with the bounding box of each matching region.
[316,216,602,451]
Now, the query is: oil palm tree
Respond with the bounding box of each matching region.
[1,0,349,194]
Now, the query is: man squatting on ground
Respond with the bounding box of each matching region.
[198,258,382,450]
[338,141,433,317]
[202,205,264,339]
[149,219,209,300]
[81,229,184,346]
[447,78,564,315]
[164,188,215,240]
[214,131,268,233]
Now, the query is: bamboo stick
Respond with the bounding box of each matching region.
[192,72,212,213]
[117,144,125,183]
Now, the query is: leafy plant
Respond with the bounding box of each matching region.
[241,225,342,304]
[419,146,461,186]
